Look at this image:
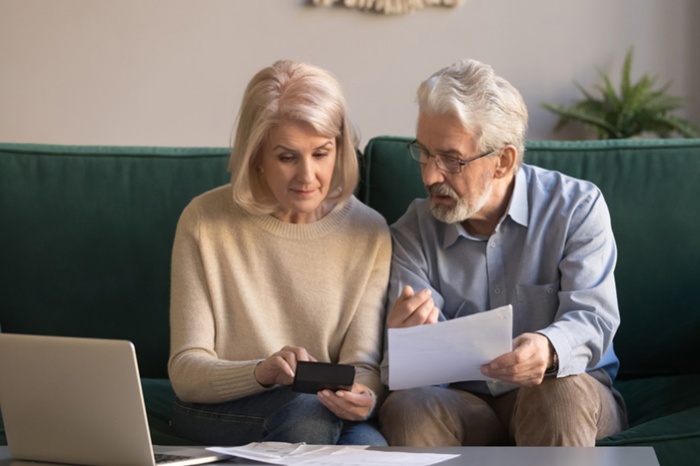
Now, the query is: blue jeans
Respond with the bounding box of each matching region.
[172,386,387,446]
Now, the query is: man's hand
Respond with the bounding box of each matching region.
[317,383,376,421]
[480,332,553,386]
[386,285,440,328]
[254,345,317,387]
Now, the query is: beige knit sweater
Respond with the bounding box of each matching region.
[168,185,391,404]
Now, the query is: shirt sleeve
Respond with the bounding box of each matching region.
[387,201,447,311]
[537,189,620,378]
[380,201,446,385]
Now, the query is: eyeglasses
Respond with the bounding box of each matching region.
[407,140,494,174]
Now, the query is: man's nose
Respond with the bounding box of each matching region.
[422,156,445,186]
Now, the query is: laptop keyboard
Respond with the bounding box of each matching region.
[154,453,193,464]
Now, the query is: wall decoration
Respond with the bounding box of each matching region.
[312,0,465,15]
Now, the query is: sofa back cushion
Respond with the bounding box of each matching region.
[0,144,230,378]
[361,136,700,379]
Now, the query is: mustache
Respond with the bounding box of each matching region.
[427,183,458,200]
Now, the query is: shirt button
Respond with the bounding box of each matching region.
[490,241,496,248]
[494,287,501,294]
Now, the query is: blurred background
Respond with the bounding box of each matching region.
[1,0,698,147]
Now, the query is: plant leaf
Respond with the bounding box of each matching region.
[542,45,699,139]
[542,103,619,138]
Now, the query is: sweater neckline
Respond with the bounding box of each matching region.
[248,196,354,239]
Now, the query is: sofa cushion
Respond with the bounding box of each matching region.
[601,374,700,466]
[142,378,191,445]
[614,374,700,429]
[0,144,231,378]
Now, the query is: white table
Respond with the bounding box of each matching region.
[0,445,660,466]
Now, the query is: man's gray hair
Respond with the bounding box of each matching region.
[417,59,528,169]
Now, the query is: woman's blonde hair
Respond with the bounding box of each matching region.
[228,60,359,215]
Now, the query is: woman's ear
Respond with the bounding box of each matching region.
[494,145,518,178]
[250,153,264,176]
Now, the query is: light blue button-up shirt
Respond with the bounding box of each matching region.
[384,164,620,393]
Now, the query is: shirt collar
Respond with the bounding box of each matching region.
[508,167,529,228]
[441,168,529,248]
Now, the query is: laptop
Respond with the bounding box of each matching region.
[0,333,230,466]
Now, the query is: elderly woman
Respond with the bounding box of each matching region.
[168,60,391,446]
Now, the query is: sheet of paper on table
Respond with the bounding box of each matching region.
[387,304,513,390]
[208,442,458,465]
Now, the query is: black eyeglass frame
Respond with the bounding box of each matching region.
[407,140,495,174]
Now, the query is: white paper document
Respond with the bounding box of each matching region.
[388,304,513,390]
[208,442,458,465]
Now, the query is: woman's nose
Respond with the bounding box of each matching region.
[297,158,315,182]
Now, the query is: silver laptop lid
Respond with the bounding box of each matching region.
[0,334,157,466]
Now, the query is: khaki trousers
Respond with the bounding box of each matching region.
[378,373,625,446]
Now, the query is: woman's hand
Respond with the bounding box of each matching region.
[254,345,317,387]
[317,383,376,421]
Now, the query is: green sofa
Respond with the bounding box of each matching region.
[1,138,699,465]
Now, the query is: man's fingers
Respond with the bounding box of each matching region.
[388,288,437,328]
[399,285,415,300]
[481,334,553,386]
[401,300,438,327]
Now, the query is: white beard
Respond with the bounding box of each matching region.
[427,174,492,224]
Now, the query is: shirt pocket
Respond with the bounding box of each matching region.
[515,281,559,333]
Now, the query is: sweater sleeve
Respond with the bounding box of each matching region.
[336,210,392,405]
[167,201,270,403]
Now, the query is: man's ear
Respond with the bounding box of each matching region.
[494,145,518,178]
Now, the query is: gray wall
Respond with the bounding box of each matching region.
[0,0,697,147]
[689,0,700,126]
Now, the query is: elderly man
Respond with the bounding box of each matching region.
[378,59,627,446]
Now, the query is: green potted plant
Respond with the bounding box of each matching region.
[542,48,699,139]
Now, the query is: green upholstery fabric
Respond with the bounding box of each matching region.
[2,139,700,465]
[0,144,230,379]
[601,375,700,464]
[614,375,700,428]
[142,378,192,445]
